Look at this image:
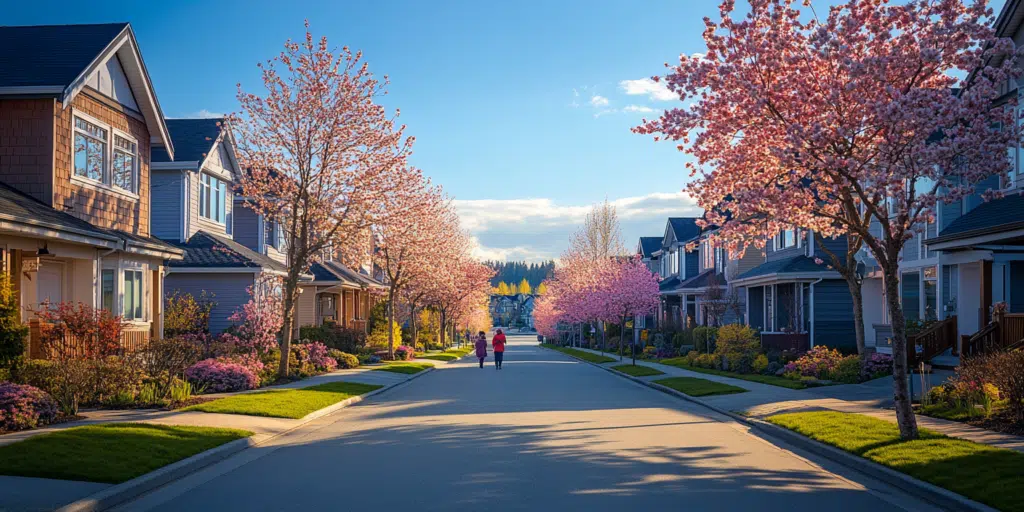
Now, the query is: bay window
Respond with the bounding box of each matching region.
[72,114,138,195]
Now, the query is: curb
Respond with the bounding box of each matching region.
[538,345,997,512]
[56,365,437,512]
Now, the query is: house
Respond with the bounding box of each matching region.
[731,230,857,353]
[633,236,663,336]
[151,118,292,333]
[0,22,184,353]
[655,217,702,330]
[298,259,385,334]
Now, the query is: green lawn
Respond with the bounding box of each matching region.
[660,357,808,389]
[611,364,665,377]
[768,411,1024,512]
[374,362,434,374]
[654,376,748,397]
[540,343,616,364]
[0,423,251,484]
[187,381,383,419]
[419,353,458,361]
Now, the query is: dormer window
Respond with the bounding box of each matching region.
[200,173,227,224]
[775,229,797,250]
[72,113,139,196]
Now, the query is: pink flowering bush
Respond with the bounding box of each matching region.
[862,353,893,379]
[301,341,337,372]
[394,345,415,361]
[783,346,844,380]
[185,358,259,393]
[0,382,58,431]
[226,275,283,354]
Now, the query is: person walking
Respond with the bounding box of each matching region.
[492,328,507,370]
[474,331,488,369]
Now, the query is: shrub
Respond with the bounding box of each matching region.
[36,302,125,360]
[358,354,381,365]
[329,349,359,369]
[299,325,366,353]
[862,352,893,379]
[783,346,844,379]
[139,336,204,399]
[92,356,146,404]
[0,273,27,368]
[752,354,769,374]
[642,346,658,359]
[0,382,58,431]
[961,351,1024,421]
[185,358,259,393]
[297,341,337,372]
[832,356,863,384]
[394,345,415,361]
[693,326,718,353]
[766,361,783,375]
[164,290,216,337]
[714,324,760,374]
[672,331,693,349]
[168,378,198,403]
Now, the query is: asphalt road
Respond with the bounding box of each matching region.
[119,334,936,511]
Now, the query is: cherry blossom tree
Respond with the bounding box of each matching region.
[608,256,661,363]
[233,23,413,377]
[636,0,1020,438]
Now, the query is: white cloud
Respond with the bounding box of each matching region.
[590,95,610,107]
[619,78,675,101]
[622,104,655,113]
[455,192,702,262]
[186,109,224,119]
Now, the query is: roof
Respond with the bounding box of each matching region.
[735,255,831,281]
[0,23,127,89]
[639,237,662,258]
[668,218,701,244]
[927,192,1024,245]
[105,229,182,257]
[677,270,723,290]
[168,231,288,272]
[313,260,386,289]
[152,118,224,164]
[658,275,681,293]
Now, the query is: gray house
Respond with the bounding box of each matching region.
[151,118,290,333]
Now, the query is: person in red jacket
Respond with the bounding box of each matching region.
[492,328,507,370]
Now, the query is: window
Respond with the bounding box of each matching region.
[267,221,286,251]
[123,270,143,321]
[715,247,725,274]
[101,269,115,312]
[901,271,921,322]
[200,174,227,223]
[924,266,938,321]
[73,117,107,182]
[72,115,138,195]
[776,229,797,250]
[112,135,136,192]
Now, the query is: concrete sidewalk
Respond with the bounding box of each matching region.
[0,357,451,512]
[565,346,1024,454]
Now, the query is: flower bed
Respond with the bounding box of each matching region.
[0,382,58,432]
[185,358,260,393]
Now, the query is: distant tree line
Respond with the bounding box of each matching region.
[485,260,555,290]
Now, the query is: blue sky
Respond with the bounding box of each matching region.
[7,0,1005,261]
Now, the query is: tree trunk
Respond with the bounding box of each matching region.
[387,287,396,359]
[844,273,867,356]
[883,262,919,439]
[439,310,447,349]
[601,321,607,354]
[619,315,626,362]
[409,303,418,350]
[278,268,302,379]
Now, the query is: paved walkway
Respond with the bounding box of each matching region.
[113,335,935,511]
[0,358,443,511]
[569,346,1024,454]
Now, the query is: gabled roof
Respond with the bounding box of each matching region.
[734,255,832,283]
[168,230,287,272]
[312,260,386,289]
[152,118,225,165]
[667,218,701,246]
[927,192,1024,246]
[638,237,662,258]
[677,270,723,291]
[0,23,173,158]
[658,275,681,293]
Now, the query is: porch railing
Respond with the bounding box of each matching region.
[908,316,957,366]
[27,320,151,359]
[963,313,1024,357]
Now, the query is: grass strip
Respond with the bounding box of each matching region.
[540,343,616,364]
[767,411,1024,512]
[660,357,808,389]
[419,353,458,361]
[187,381,383,419]
[374,362,434,374]
[654,376,748,397]
[611,364,665,377]
[0,423,251,484]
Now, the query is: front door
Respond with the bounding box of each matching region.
[37,261,64,306]
[958,262,981,336]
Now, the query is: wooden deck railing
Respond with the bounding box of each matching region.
[27,320,151,359]
[962,313,1024,357]
[909,316,957,366]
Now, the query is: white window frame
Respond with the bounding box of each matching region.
[122,268,145,322]
[69,110,139,200]
[199,173,227,225]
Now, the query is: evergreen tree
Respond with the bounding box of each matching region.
[518,278,532,295]
[0,272,27,367]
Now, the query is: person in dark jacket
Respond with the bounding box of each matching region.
[474,331,488,368]
[492,329,507,369]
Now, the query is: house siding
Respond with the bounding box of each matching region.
[941,199,962,231]
[814,234,848,258]
[813,279,857,352]
[164,272,255,333]
[732,245,765,278]
[1012,262,1024,313]
[747,286,764,331]
[765,238,802,263]
[903,232,919,261]
[54,92,151,235]
[965,174,1001,212]
[684,250,698,279]
[151,170,183,241]
[297,284,317,328]
[0,98,55,204]
[232,200,261,252]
